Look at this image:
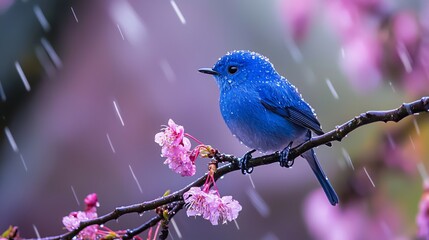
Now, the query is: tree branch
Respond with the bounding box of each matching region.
[43,96,429,240]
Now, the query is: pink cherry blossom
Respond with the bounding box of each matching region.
[184,187,242,225]
[155,119,185,147]
[155,119,197,176]
[183,173,242,226]
[62,211,98,239]
[183,187,211,217]
[206,195,242,225]
[62,193,100,239]
[84,193,99,211]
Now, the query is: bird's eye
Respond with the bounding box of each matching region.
[228,66,238,74]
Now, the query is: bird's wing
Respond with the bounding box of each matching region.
[259,84,325,136]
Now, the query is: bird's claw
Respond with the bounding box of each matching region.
[279,142,294,168]
[239,149,256,174]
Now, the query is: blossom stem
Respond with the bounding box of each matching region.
[185,133,205,145]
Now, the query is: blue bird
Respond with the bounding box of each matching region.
[198,50,339,206]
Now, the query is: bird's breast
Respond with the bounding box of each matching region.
[219,88,306,152]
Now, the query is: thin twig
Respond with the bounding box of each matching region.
[122,202,184,240]
[42,96,429,240]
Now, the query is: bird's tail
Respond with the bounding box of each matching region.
[302,149,339,206]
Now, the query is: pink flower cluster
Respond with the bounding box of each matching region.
[62,193,99,239]
[184,187,242,225]
[62,193,130,239]
[155,119,196,176]
[156,119,242,225]
[183,172,242,225]
[280,0,429,95]
[328,0,429,95]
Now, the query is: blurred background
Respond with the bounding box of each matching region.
[0,0,429,239]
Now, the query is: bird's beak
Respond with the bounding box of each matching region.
[198,68,219,76]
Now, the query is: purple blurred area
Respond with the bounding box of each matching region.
[0,0,428,239]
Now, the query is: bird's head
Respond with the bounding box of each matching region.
[199,50,276,91]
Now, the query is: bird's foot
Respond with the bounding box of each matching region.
[279,142,294,168]
[239,149,256,175]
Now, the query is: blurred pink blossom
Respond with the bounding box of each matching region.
[404,65,429,97]
[341,34,382,92]
[280,0,316,42]
[382,138,419,174]
[325,0,363,41]
[353,0,384,12]
[304,189,401,240]
[392,11,421,55]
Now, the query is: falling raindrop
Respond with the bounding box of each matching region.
[113,100,125,127]
[170,0,186,25]
[160,60,176,82]
[386,134,396,149]
[106,133,116,153]
[363,167,375,188]
[389,81,396,93]
[304,67,316,83]
[341,147,354,170]
[413,118,421,135]
[32,224,41,239]
[325,78,339,99]
[129,164,143,193]
[246,187,269,218]
[19,154,28,172]
[248,174,256,189]
[340,47,345,59]
[168,230,176,240]
[397,42,413,73]
[409,135,416,150]
[0,80,6,102]
[71,185,80,206]
[285,37,303,63]
[233,219,240,230]
[417,162,428,181]
[70,7,79,23]
[15,61,31,92]
[35,46,55,78]
[109,1,146,46]
[41,38,63,69]
[170,218,182,239]
[4,126,19,152]
[33,5,50,32]
[116,24,125,40]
